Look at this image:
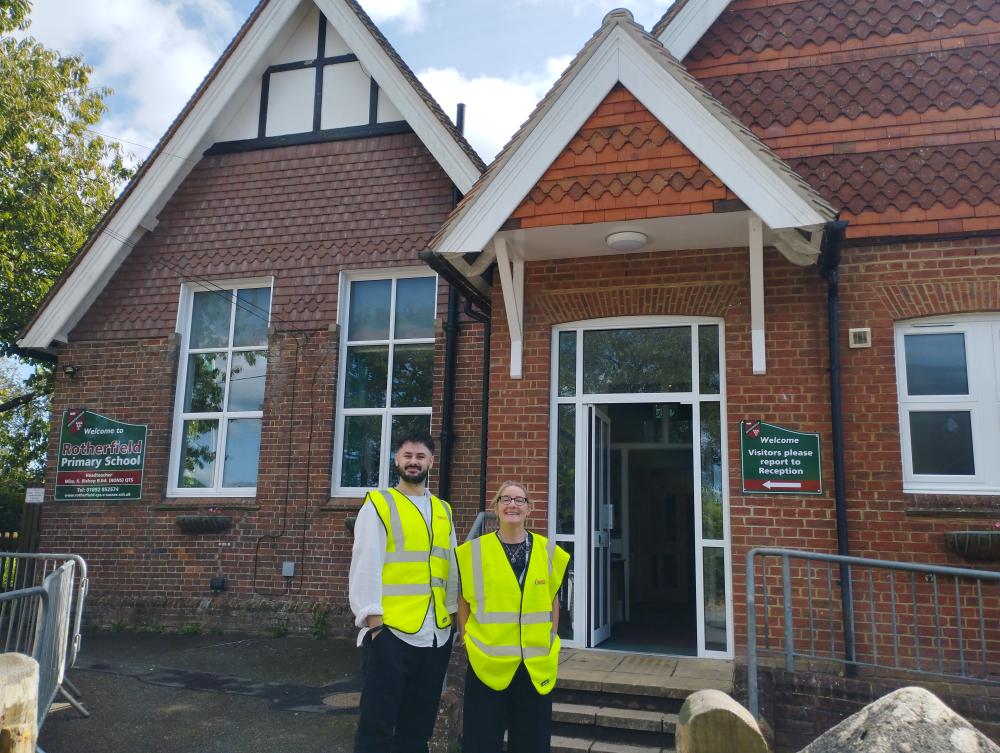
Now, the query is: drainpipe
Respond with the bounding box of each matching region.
[463,301,491,512]
[818,219,854,668]
[434,104,467,500]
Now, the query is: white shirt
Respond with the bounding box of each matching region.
[348,490,459,648]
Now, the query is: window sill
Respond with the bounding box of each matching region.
[904,493,1000,518]
[322,496,365,512]
[155,501,259,512]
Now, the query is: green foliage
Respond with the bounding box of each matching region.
[266,625,289,639]
[311,603,330,639]
[180,623,200,636]
[0,361,50,487]
[0,0,131,355]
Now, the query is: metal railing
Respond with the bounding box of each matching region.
[746,548,1000,717]
[0,553,90,717]
[465,510,498,542]
[0,559,75,747]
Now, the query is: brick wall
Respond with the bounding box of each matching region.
[42,133,486,631]
[482,234,1000,651]
[740,664,1000,752]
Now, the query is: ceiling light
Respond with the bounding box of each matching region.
[605,231,648,252]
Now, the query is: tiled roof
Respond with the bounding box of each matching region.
[790,143,1000,216]
[702,48,1000,131]
[681,0,1000,238]
[687,0,1000,62]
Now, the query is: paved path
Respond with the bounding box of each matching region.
[39,633,364,753]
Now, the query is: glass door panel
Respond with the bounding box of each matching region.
[589,405,612,646]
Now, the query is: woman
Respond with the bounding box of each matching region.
[456,481,570,753]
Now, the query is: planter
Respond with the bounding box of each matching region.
[175,514,232,535]
[944,531,1000,561]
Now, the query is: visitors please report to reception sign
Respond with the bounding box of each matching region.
[55,409,148,501]
[740,420,822,495]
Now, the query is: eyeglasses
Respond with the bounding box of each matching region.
[499,495,529,507]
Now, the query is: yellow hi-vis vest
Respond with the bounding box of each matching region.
[457,532,569,694]
[367,488,454,634]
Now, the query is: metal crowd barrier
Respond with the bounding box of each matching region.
[0,559,75,750]
[746,547,1000,717]
[0,553,90,717]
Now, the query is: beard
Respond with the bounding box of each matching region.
[396,462,429,484]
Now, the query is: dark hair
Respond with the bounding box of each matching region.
[396,430,435,455]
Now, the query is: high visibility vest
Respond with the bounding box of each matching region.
[367,488,454,634]
[457,532,569,694]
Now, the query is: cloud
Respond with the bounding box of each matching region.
[418,56,572,163]
[362,0,427,31]
[25,0,243,161]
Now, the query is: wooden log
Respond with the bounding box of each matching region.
[0,654,38,753]
[676,689,769,753]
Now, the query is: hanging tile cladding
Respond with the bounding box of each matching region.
[70,132,454,341]
[509,85,736,228]
[684,0,1000,238]
[687,0,1000,62]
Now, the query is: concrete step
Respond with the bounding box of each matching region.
[552,701,677,747]
[551,737,673,753]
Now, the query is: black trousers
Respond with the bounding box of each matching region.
[354,628,453,753]
[462,663,553,753]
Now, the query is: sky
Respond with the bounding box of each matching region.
[23,0,675,163]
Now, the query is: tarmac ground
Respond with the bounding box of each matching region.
[38,632,364,753]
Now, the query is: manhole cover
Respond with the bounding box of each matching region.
[323,691,361,709]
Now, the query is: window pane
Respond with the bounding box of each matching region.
[348,279,391,341]
[178,419,218,488]
[700,402,723,540]
[557,404,575,535]
[394,277,436,339]
[699,324,720,394]
[904,333,968,395]
[583,327,691,394]
[189,291,231,349]
[703,546,727,652]
[344,346,388,408]
[228,352,267,412]
[909,411,974,475]
[233,287,271,347]
[184,353,227,412]
[341,415,382,488]
[388,414,432,486]
[558,331,576,397]
[222,418,261,487]
[391,344,433,407]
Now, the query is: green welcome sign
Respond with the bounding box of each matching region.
[56,409,148,501]
[740,420,822,495]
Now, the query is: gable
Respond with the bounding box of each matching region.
[428,11,833,264]
[19,0,482,351]
[510,84,739,229]
[214,4,405,147]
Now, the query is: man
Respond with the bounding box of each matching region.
[349,431,458,753]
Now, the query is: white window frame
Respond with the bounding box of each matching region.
[168,278,273,497]
[332,268,437,496]
[895,314,1000,494]
[547,315,733,659]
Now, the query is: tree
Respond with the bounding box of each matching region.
[0,361,45,530]
[0,0,131,507]
[0,0,130,355]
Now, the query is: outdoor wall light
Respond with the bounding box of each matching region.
[62,364,81,378]
[605,231,648,252]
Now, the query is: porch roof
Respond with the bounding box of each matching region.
[424,8,837,300]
